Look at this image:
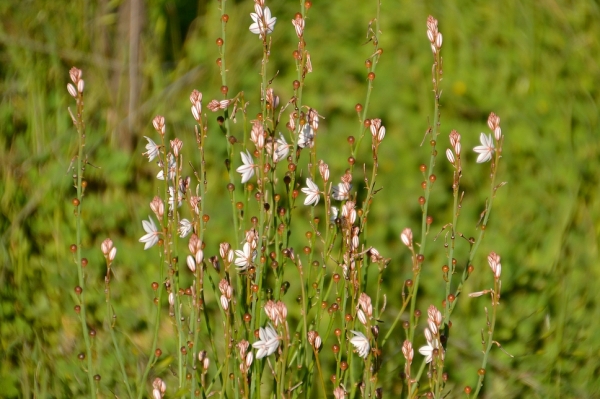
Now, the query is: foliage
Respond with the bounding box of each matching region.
[0,0,599,398]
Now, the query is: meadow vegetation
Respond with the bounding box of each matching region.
[0,0,599,398]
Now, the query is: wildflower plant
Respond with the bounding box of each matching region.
[65,1,509,398]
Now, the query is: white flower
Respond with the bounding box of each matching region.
[178,219,193,238]
[236,150,256,184]
[298,124,315,148]
[330,206,338,222]
[273,133,290,163]
[234,242,255,271]
[473,133,494,163]
[157,153,176,180]
[418,342,436,363]
[301,178,320,206]
[252,323,280,359]
[332,182,351,201]
[143,136,160,162]
[168,186,184,209]
[418,328,442,364]
[249,5,277,38]
[139,216,160,250]
[349,330,370,359]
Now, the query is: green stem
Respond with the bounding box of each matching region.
[71,87,97,399]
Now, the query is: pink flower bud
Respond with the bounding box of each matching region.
[187,255,196,273]
[67,83,77,98]
[400,228,413,248]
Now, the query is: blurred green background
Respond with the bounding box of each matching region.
[1,0,599,397]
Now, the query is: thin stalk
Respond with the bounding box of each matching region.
[69,80,96,399]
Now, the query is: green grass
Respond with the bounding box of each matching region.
[1,0,599,397]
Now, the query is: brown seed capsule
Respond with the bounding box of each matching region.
[464,386,472,394]
[448,294,456,302]
[293,80,300,90]
[222,14,229,22]
[75,286,82,295]
[417,254,425,263]
[202,214,210,222]
[419,164,427,172]
[426,215,433,225]
[340,360,348,370]
[216,58,222,66]
[405,279,413,287]
[94,374,101,381]
[418,196,426,205]
[81,258,88,267]
[442,265,449,273]
[78,352,85,360]
[348,157,355,165]
[334,328,341,337]
[216,38,224,46]
[70,244,77,253]
[74,305,81,314]
[72,198,80,206]
[429,174,436,183]
[363,119,371,128]
[355,103,363,113]
[227,183,235,192]
[365,59,373,69]
[155,348,162,357]
[333,273,341,283]
[221,85,228,94]
[332,344,340,354]
[367,72,375,81]
[348,136,355,144]
[305,1,312,9]
[243,313,252,322]
[345,314,353,322]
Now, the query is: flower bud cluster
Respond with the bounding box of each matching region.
[152,115,165,136]
[307,330,322,350]
[370,118,386,143]
[487,112,502,141]
[356,293,373,326]
[190,90,203,122]
[67,67,84,98]
[101,238,117,263]
[197,350,210,371]
[238,340,254,373]
[152,377,166,399]
[219,279,233,310]
[426,16,443,54]
[264,300,287,326]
